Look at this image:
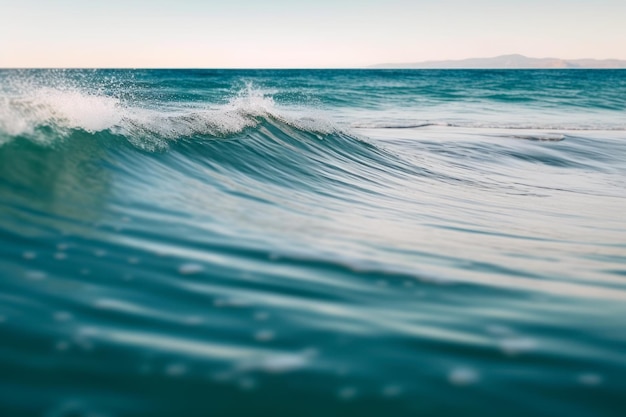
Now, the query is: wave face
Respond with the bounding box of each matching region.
[1,69,626,417]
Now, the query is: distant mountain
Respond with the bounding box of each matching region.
[370,54,626,69]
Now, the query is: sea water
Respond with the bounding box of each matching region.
[1,69,625,416]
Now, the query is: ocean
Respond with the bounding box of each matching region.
[0,69,625,417]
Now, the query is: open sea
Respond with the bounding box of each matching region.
[1,69,625,417]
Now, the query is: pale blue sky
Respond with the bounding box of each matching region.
[1,0,625,67]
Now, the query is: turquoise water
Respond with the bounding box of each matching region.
[1,69,625,416]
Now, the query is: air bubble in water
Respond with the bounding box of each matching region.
[448,367,479,386]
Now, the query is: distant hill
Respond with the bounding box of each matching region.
[370,54,626,69]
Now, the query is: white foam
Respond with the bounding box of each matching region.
[0,89,122,139]
[0,81,338,148]
[37,88,122,132]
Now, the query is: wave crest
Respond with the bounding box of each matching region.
[0,83,337,149]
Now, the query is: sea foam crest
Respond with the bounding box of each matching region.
[0,82,336,149]
[0,88,122,144]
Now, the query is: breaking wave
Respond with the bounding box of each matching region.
[0,82,338,150]
[1,68,626,417]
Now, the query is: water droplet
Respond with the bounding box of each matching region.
[178,263,204,275]
[448,367,479,386]
[255,354,308,373]
[255,330,275,342]
[54,311,73,322]
[165,363,187,377]
[55,341,70,351]
[578,373,603,386]
[22,251,37,260]
[25,270,47,281]
[336,365,350,377]
[77,326,98,337]
[54,252,67,260]
[239,377,257,390]
[499,337,536,356]
[254,311,269,321]
[382,384,403,397]
[338,386,358,400]
[486,325,514,336]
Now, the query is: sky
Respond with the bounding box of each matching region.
[1,0,625,68]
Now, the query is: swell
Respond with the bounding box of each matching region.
[3,69,626,417]
[2,110,625,302]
